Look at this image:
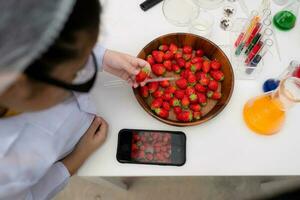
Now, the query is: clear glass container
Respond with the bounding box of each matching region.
[189,11,215,37]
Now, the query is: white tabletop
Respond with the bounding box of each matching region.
[78,0,300,176]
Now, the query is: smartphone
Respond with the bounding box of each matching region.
[117,129,186,166]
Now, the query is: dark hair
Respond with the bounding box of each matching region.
[26,0,101,73]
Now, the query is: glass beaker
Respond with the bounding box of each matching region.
[243,76,300,135]
[189,10,215,37]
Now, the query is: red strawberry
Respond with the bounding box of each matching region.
[183,53,192,61]
[191,57,203,64]
[159,44,169,52]
[139,86,149,98]
[196,49,204,57]
[197,93,207,106]
[172,64,181,74]
[174,51,183,59]
[207,90,214,98]
[148,82,159,93]
[210,70,224,81]
[146,153,154,161]
[202,60,211,73]
[151,98,163,110]
[177,58,186,67]
[155,108,169,118]
[163,60,172,71]
[173,106,182,115]
[193,111,201,120]
[191,62,202,72]
[199,76,210,86]
[195,83,207,93]
[151,64,166,76]
[176,78,188,89]
[147,55,155,65]
[211,60,221,70]
[170,98,181,107]
[185,61,192,70]
[180,70,191,79]
[152,89,164,98]
[152,50,164,63]
[190,104,201,112]
[183,45,192,54]
[195,72,202,81]
[189,93,198,103]
[165,85,177,94]
[162,101,171,111]
[160,80,170,88]
[185,86,195,96]
[208,80,219,91]
[162,92,173,101]
[181,96,190,108]
[135,67,150,83]
[212,91,222,100]
[138,151,145,159]
[187,74,197,86]
[163,51,173,60]
[169,43,178,53]
[177,110,193,122]
[174,90,185,99]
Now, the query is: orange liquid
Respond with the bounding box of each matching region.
[243,95,286,135]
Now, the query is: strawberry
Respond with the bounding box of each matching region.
[139,86,149,98]
[135,67,150,83]
[163,51,173,60]
[155,108,169,118]
[165,85,177,94]
[172,64,181,74]
[147,55,155,65]
[208,80,219,91]
[181,95,190,108]
[199,76,210,86]
[162,101,171,111]
[169,43,178,53]
[189,93,198,103]
[170,98,181,107]
[174,51,183,59]
[191,62,202,72]
[195,83,207,93]
[187,74,197,86]
[207,90,214,98]
[148,82,159,93]
[185,61,192,70]
[152,89,164,98]
[202,60,211,73]
[177,58,186,68]
[180,70,191,79]
[160,80,170,88]
[183,45,192,54]
[151,64,166,76]
[177,110,193,122]
[197,93,207,106]
[151,98,163,110]
[210,70,224,81]
[193,111,201,120]
[146,153,154,161]
[162,92,173,101]
[174,90,185,99]
[190,104,201,112]
[176,78,188,89]
[191,57,203,64]
[138,151,145,159]
[212,91,222,100]
[163,60,172,71]
[196,49,204,57]
[152,50,164,63]
[183,53,192,61]
[211,60,221,70]
[173,106,182,115]
[159,44,169,52]
[185,86,195,96]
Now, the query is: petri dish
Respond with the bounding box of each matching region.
[163,0,199,27]
[193,0,224,9]
[189,11,215,37]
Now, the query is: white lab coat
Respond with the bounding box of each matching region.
[0,45,106,200]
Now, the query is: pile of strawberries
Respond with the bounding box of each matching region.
[131,132,172,163]
[137,43,224,122]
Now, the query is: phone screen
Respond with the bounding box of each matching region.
[117,129,186,166]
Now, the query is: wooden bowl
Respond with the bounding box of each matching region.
[133,33,234,127]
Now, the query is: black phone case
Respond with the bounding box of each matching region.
[116,129,186,166]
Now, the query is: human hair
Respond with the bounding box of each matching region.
[26,0,102,73]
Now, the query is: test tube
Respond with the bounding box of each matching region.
[250,39,273,67]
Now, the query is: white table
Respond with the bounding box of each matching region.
[78,0,300,177]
